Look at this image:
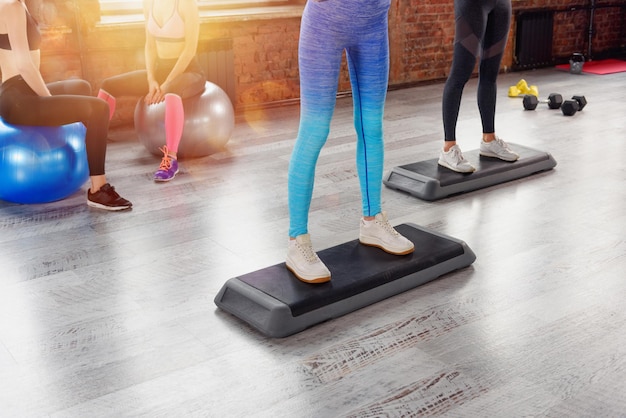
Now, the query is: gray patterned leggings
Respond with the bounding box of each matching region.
[442,0,511,141]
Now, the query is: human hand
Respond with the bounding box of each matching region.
[145,80,164,104]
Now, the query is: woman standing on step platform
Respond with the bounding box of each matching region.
[286,0,414,285]
[97,0,205,182]
[438,0,519,173]
[0,0,132,211]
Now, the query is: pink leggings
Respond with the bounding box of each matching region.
[98,57,205,154]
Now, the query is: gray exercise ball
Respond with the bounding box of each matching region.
[134,81,234,158]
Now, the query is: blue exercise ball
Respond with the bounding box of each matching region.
[134,81,235,159]
[0,118,89,204]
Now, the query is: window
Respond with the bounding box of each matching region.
[99,0,299,16]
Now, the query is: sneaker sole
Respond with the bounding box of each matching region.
[87,201,132,211]
[479,151,519,162]
[437,159,475,173]
[285,263,331,284]
[359,238,415,255]
[154,170,179,182]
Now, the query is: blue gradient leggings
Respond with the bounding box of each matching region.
[288,0,391,238]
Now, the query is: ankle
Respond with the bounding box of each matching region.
[443,141,456,152]
[89,175,107,193]
[482,133,496,143]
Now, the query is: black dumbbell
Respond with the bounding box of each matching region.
[523,93,563,110]
[561,95,587,116]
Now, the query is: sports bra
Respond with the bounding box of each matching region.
[147,0,185,42]
[0,6,41,51]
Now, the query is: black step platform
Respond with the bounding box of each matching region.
[383,143,556,201]
[214,224,475,338]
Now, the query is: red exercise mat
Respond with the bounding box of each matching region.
[555,58,626,75]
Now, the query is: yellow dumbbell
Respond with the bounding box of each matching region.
[516,79,530,93]
[509,79,539,97]
[508,85,521,97]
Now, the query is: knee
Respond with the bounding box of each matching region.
[93,97,110,120]
[75,79,92,96]
[444,76,469,95]
[55,79,92,96]
[479,55,503,80]
[164,93,183,104]
[447,67,474,91]
[99,79,114,96]
[478,68,499,85]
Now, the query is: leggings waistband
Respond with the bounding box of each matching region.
[156,56,203,75]
[0,75,28,94]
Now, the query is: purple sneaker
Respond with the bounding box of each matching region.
[154,146,179,182]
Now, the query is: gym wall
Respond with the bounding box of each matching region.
[26,0,626,121]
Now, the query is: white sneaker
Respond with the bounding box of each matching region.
[286,234,331,284]
[438,145,476,173]
[359,212,415,255]
[480,137,519,161]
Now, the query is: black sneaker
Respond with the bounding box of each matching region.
[87,183,132,211]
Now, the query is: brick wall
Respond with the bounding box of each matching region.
[390,0,455,84]
[510,0,626,62]
[229,19,302,107]
[25,0,626,120]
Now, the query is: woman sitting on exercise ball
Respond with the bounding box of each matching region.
[0,0,132,210]
[98,0,205,182]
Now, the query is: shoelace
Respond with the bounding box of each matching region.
[158,146,172,170]
[372,213,399,237]
[376,219,399,237]
[450,146,468,163]
[297,241,322,263]
[491,137,507,149]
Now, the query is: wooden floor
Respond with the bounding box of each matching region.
[1,67,625,417]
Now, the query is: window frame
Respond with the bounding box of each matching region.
[99,0,300,16]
